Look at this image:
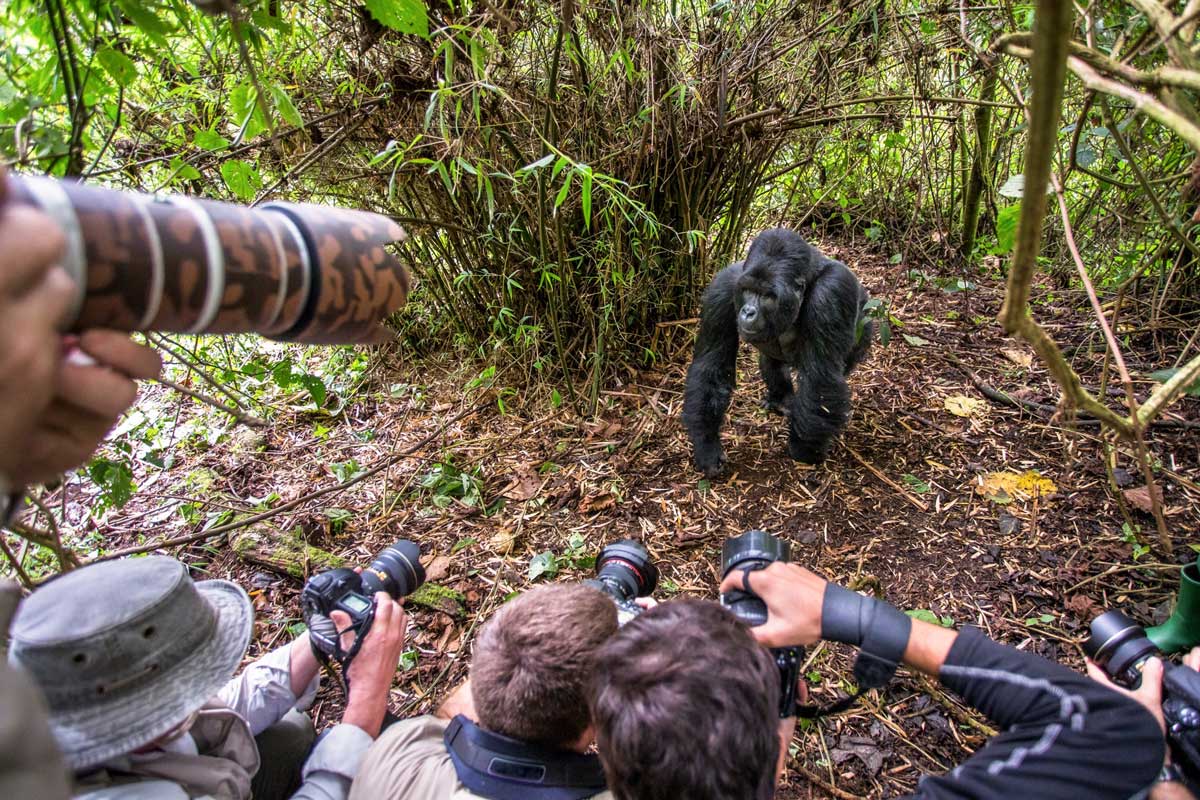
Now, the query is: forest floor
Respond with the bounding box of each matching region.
[43,235,1200,798]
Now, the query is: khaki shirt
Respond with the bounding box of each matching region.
[350,715,613,800]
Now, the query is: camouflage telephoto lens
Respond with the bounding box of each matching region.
[5,174,410,345]
[360,540,425,600]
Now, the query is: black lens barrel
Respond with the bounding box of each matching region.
[721,530,791,576]
[361,539,425,599]
[1084,610,1159,689]
[595,540,658,601]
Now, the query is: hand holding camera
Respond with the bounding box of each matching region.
[717,558,827,648]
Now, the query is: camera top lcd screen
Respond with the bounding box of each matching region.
[340,594,372,615]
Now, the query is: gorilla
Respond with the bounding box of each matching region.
[682,229,872,477]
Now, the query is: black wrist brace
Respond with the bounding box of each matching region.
[821,583,912,689]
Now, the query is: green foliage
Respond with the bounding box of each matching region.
[417,461,484,509]
[363,0,429,38]
[1149,368,1200,397]
[86,457,135,514]
[528,550,558,582]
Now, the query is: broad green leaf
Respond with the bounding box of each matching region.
[270,84,303,127]
[528,550,558,581]
[168,156,201,181]
[902,473,930,494]
[518,153,555,174]
[97,48,137,88]
[220,160,262,201]
[1149,368,1200,397]
[996,203,1020,254]
[362,0,430,38]
[299,375,327,407]
[193,128,230,151]
[1075,144,1096,168]
[116,0,174,35]
[902,333,930,347]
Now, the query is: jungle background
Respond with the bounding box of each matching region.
[3,0,1200,796]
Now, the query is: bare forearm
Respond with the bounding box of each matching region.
[902,619,959,677]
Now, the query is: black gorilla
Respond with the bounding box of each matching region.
[682,229,872,477]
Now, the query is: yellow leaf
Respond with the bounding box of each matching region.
[944,395,986,417]
[976,470,1058,504]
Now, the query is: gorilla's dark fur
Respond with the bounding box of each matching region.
[682,229,872,476]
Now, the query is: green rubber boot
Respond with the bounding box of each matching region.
[1147,558,1200,654]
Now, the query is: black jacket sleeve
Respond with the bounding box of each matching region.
[902,627,1163,800]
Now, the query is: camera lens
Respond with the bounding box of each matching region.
[361,540,425,599]
[721,530,790,627]
[1083,610,1159,689]
[721,530,791,577]
[594,540,659,602]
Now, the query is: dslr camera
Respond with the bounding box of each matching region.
[584,539,659,625]
[302,540,425,669]
[720,530,803,718]
[1085,609,1200,784]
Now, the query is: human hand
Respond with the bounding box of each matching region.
[342,592,407,737]
[1085,655,1166,735]
[0,171,74,484]
[11,330,161,486]
[718,561,828,648]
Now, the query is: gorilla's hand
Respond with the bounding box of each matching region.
[693,441,727,478]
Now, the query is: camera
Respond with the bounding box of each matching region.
[720,530,803,718]
[1084,609,1200,783]
[584,539,659,625]
[302,540,425,668]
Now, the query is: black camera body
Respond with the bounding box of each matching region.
[720,530,803,718]
[1085,609,1200,785]
[302,540,425,669]
[584,539,658,625]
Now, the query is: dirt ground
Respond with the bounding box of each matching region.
[50,237,1200,798]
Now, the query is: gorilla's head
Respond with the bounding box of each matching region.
[734,230,808,344]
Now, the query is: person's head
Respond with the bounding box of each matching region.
[589,599,781,800]
[8,556,253,771]
[469,583,618,749]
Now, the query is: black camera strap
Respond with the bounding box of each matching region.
[444,715,607,800]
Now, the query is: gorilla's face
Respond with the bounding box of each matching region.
[735,270,803,344]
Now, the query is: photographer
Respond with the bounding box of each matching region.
[349,583,618,800]
[0,164,162,798]
[589,561,1164,800]
[8,555,407,799]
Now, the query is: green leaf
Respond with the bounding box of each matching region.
[907,609,940,625]
[115,0,174,35]
[528,550,558,582]
[550,388,562,408]
[580,166,593,229]
[400,649,419,670]
[878,320,891,346]
[97,48,137,88]
[1149,368,1200,397]
[362,0,430,38]
[517,153,555,174]
[554,172,572,210]
[87,457,135,511]
[996,203,1021,255]
[270,84,302,127]
[902,473,930,494]
[299,375,327,407]
[220,159,262,201]
[902,333,930,347]
[193,129,230,151]
[451,537,477,554]
[168,157,201,181]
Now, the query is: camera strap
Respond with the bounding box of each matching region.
[444,715,607,800]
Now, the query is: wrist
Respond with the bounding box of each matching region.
[343,694,387,738]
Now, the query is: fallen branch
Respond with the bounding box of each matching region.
[844,447,930,513]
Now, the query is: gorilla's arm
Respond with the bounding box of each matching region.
[787,261,862,463]
[758,352,792,415]
[683,265,741,477]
